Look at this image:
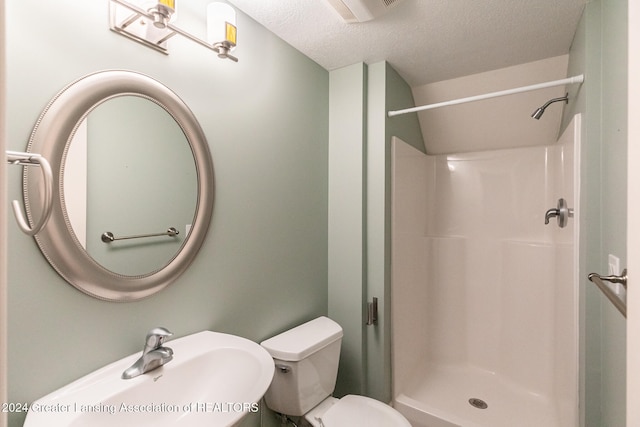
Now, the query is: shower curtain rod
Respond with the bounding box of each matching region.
[387,74,585,117]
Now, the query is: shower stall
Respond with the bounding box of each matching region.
[390,115,580,427]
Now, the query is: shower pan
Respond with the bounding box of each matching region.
[390,116,580,427]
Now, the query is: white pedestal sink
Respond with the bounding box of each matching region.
[23,331,275,427]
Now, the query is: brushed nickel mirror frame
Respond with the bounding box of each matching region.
[24,70,214,301]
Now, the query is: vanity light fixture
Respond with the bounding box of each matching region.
[206,2,238,62]
[109,0,239,61]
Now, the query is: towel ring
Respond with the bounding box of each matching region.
[6,150,53,235]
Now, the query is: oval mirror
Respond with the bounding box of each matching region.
[24,70,214,301]
[66,95,198,276]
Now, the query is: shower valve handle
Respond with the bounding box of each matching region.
[544,198,573,228]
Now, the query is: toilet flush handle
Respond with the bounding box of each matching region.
[275,364,291,373]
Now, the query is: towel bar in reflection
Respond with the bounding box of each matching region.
[588,269,627,318]
[101,227,179,243]
[5,150,53,236]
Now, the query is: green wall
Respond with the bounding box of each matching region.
[327,62,368,397]
[327,61,423,401]
[6,1,328,426]
[564,0,628,425]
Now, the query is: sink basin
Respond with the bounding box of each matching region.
[23,331,275,427]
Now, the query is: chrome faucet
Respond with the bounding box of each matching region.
[122,327,174,379]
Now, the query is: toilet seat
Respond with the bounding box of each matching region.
[307,395,411,427]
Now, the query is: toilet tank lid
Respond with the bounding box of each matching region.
[260,316,343,362]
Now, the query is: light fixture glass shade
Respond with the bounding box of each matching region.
[158,0,174,8]
[207,2,237,48]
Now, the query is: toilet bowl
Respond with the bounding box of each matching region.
[260,316,411,427]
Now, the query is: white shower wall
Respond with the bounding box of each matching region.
[391,116,579,427]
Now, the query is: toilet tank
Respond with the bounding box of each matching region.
[260,316,344,416]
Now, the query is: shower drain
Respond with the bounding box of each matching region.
[468,398,488,409]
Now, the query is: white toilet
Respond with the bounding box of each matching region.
[260,316,411,427]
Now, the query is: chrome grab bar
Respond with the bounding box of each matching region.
[6,150,54,236]
[588,269,627,318]
[101,227,179,243]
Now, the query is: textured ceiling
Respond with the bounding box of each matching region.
[227,0,586,87]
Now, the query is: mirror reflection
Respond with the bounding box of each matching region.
[65,96,198,276]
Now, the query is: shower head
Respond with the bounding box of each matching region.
[531,107,546,120]
[531,93,569,120]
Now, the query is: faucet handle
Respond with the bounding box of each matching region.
[145,327,173,349]
[544,198,573,228]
